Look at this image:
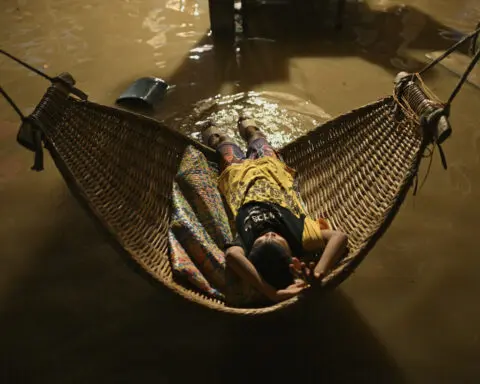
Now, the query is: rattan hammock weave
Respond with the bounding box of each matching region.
[13,72,450,316]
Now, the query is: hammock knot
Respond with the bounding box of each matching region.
[420,107,451,145]
[17,117,45,172]
[394,71,452,145]
[51,72,88,100]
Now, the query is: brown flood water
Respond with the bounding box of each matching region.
[1,0,480,382]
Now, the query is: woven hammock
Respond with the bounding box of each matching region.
[4,70,452,316]
[8,36,480,314]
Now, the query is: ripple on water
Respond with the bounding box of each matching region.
[166,0,204,16]
[166,91,331,149]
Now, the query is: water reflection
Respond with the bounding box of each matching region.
[190,44,214,53]
[166,91,331,149]
[166,0,204,16]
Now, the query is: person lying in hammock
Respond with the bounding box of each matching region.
[202,116,348,303]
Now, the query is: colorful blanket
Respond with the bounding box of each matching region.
[169,146,264,305]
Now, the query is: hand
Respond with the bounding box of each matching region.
[289,257,326,288]
[272,280,307,302]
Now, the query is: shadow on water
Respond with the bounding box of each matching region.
[0,189,404,383]
[153,1,468,120]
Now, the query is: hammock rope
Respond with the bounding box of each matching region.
[0,28,477,314]
[0,50,88,171]
[0,86,25,119]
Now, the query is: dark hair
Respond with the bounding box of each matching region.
[248,241,293,290]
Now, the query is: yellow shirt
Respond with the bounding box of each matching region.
[219,157,329,251]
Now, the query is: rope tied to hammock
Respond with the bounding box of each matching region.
[389,24,480,194]
[0,86,45,170]
[0,50,88,171]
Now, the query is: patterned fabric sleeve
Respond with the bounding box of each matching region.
[169,231,224,300]
[170,182,226,291]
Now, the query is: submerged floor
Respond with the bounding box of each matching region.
[1,0,480,382]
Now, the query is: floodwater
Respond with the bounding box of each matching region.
[1,0,480,382]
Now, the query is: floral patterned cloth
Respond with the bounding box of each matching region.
[168,230,223,299]
[218,156,308,219]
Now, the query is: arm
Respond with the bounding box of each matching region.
[226,246,304,302]
[313,229,348,279]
